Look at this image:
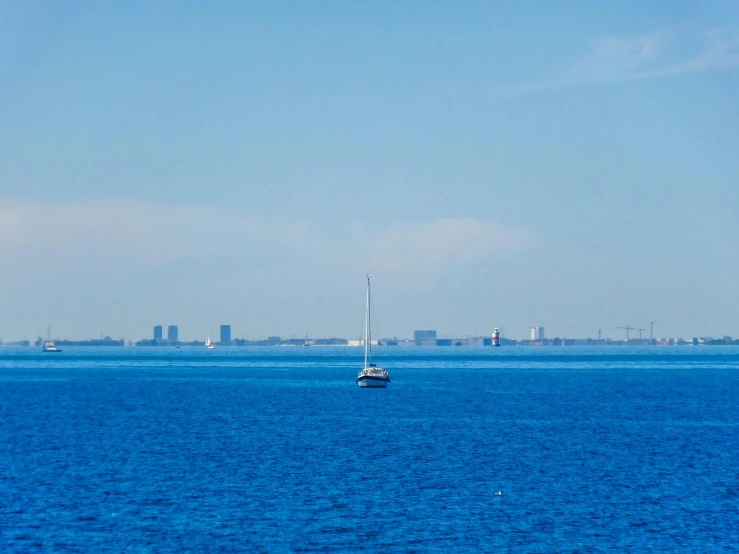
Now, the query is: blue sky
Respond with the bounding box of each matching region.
[1,1,738,341]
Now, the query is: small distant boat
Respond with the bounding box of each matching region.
[42,325,62,353]
[205,335,215,349]
[357,274,390,388]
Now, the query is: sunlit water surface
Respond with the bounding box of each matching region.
[1,346,737,552]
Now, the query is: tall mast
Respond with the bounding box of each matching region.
[364,274,370,369]
[367,274,372,365]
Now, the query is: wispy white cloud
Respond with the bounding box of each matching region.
[0,198,531,338]
[628,29,739,80]
[502,28,739,97]
[366,218,528,276]
[0,198,530,281]
[590,30,669,71]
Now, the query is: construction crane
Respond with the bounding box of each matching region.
[635,328,645,340]
[650,321,657,341]
[616,325,634,341]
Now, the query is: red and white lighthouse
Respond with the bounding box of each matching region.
[491,328,501,347]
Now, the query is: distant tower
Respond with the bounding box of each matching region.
[153,325,163,342]
[530,327,537,341]
[167,325,178,342]
[537,326,545,340]
[491,328,501,347]
[220,325,231,346]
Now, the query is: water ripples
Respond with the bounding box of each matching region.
[1,347,738,551]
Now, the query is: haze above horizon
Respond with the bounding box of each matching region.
[1,1,738,341]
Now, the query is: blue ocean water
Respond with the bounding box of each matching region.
[1,346,738,553]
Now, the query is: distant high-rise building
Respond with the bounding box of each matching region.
[167,325,178,342]
[413,330,437,341]
[530,326,545,341]
[413,329,437,346]
[220,325,231,345]
[154,325,163,342]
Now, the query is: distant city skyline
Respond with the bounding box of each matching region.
[1,2,738,340]
[1,322,734,344]
[6,328,738,347]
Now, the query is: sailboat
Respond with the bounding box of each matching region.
[42,325,62,353]
[205,335,215,349]
[356,274,390,388]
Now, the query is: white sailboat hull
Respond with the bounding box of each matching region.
[357,376,389,388]
[357,367,390,388]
